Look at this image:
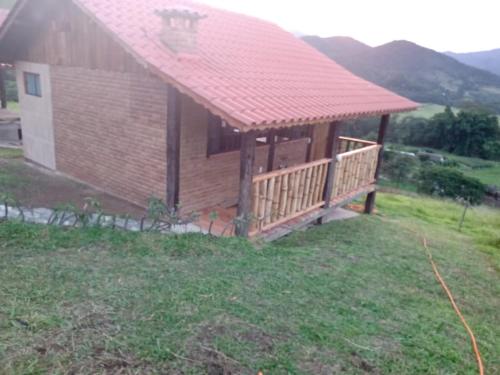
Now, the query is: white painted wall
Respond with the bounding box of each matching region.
[16,61,56,170]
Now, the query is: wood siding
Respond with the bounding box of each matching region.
[16,0,145,74]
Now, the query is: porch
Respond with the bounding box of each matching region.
[196,135,383,239]
[165,85,390,239]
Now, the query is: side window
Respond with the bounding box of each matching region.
[207,113,241,156]
[276,125,311,143]
[24,72,42,97]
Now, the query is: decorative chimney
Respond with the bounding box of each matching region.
[155,7,206,54]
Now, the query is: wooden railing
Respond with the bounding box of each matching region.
[251,158,331,232]
[338,136,377,154]
[249,138,380,234]
[331,144,381,200]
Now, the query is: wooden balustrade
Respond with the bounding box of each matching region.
[331,144,381,200]
[251,158,331,233]
[338,136,377,154]
[250,140,380,235]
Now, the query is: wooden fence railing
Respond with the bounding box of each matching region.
[331,144,381,200]
[338,136,377,154]
[250,139,380,235]
[251,158,331,233]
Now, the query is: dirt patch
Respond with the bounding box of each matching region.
[297,347,344,374]
[0,157,144,217]
[350,351,379,374]
[4,303,157,374]
[180,315,282,374]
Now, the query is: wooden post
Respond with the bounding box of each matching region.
[166,84,181,213]
[318,122,341,224]
[364,114,390,214]
[305,125,314,162]
[0,67,6,109]
[206,112,221,157]
[266,129,276,172]
[235,131,256,237]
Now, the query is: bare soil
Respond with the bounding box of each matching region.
[0,155,145,217]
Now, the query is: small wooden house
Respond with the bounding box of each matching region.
[0,0,417,237]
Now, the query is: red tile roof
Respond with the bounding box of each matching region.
[12,0,419,130]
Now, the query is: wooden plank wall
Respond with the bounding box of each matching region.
[18,0,146,74]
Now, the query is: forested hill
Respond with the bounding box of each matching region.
[445,49,500,77]
[303,36,500,114]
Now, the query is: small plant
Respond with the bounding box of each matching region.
[456,197,471,232]
[0,193,16,220]
[208,211,219,235]
[82,197,104,227]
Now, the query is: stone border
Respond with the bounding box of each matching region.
[0,205,204,234]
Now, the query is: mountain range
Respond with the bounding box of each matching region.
[303,36,500,114]
[445,49,500,77]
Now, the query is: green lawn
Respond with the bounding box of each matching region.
[0,193,498,374]
[0,147,23,160]
[7,101,20,113]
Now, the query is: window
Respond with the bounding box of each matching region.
[24,72,42,97]
[276,125,311,143]
[207,113,241,155]
[206,114,312,157]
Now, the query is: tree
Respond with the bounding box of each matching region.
[449,111,499,157]
[427,106,456,149]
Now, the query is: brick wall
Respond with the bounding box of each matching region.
[51,67,309,213]
[179,96,309,213]
[51,66,168,207]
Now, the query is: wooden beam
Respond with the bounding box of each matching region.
[318,122,341,224]
[365,114,390,214]
[166,84,181,213]
[0,68,6,109]
[305,125,314,162]
[266,129,276,172]
[235,131,256,237]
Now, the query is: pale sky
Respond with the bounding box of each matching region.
[202,0,499,53]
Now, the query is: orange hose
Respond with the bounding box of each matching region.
[421,236,484,375]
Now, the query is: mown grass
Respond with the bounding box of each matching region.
[0,193,498,374]
[376,193,500,269]
[7,101,20,113]
[0,147,23,160]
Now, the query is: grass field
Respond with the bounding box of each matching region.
[0,193,498,374]
[393,103,500,123]
[387,144,500,186]
[393,104,455,121]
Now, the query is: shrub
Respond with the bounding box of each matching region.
[382,152,419,183]
[417,166,486,205]
[442,159,460,168]
[481,140,500,161]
